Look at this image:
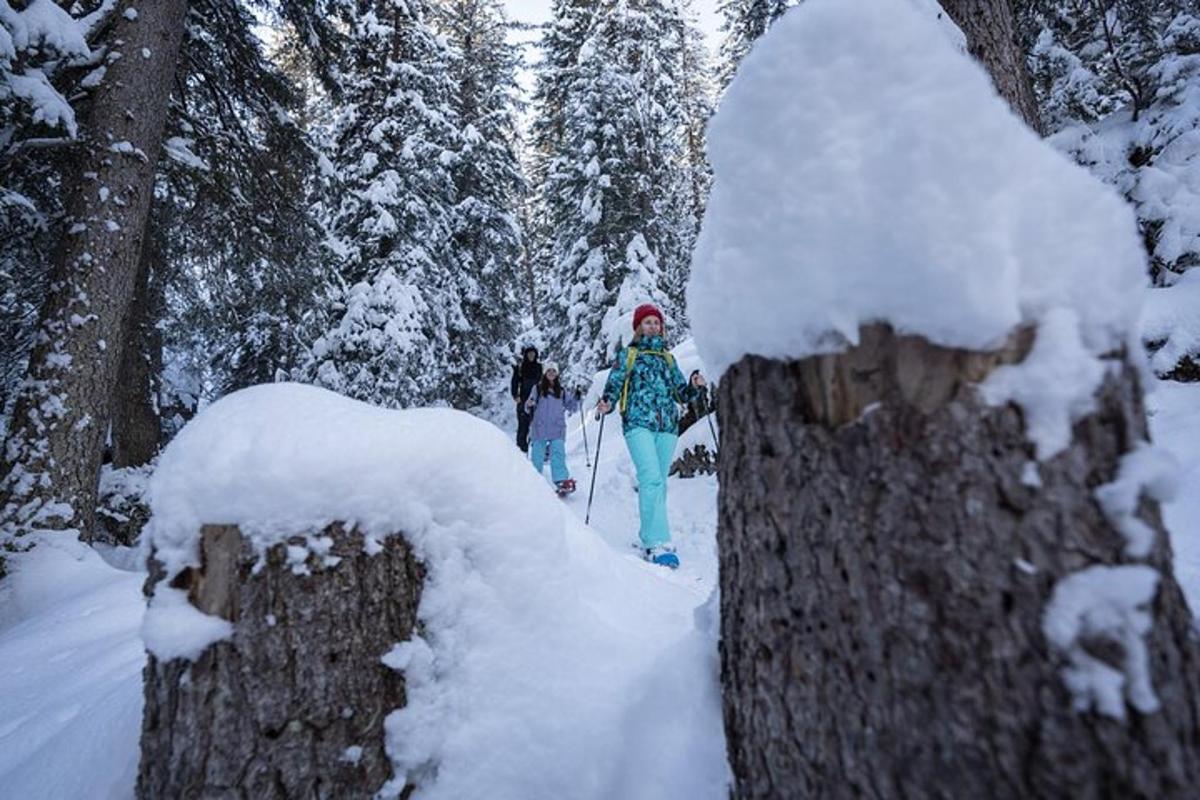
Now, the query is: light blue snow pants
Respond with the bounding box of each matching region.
[624,427,678,549]
[530,438,569,483]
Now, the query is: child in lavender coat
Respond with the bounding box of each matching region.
[524,362,581,493]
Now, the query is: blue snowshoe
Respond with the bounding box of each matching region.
[645,545,680,570]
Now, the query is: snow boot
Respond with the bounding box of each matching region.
[555,478,577,496]
[645,545,679,569]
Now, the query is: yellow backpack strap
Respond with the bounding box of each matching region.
[618,346,639,415]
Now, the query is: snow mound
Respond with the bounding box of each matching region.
[146,383,727,798]
[1143,270,1200,376]
[0,542,145,799]
[688,0,1147,457]
[1147,380,1200,615]
[148,383,566,577]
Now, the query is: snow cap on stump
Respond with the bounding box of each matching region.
[687,0,1147,457]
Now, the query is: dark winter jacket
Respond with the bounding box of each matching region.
[601,336,700,434]
[510,349,542,403]
[677,381,711,436]
[525,385,581,441]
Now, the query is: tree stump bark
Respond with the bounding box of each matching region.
[717,324,1200,798]
[138,524,424,799]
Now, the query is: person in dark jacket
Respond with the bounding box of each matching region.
[676,370,712,436]
[510,345,542,452]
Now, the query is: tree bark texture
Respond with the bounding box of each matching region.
[0,0,188,548]
[717,325,1200,799]
[138,524,424,799]
[112,211,166,469]
[938,0,1043,132]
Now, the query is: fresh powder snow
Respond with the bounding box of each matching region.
[1143,268,1200,376]
[1147,379,1200,614]
[2,376,729,799]
[687,0,1148,460]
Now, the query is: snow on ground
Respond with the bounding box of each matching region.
[1147,379,1200,614]
[1143,269,1200,377]
[0,345,1195,797]
[0,539,144,800]
[0,380,728,800]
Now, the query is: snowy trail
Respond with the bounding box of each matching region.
[557,409,719,593]
[0,542,145,800]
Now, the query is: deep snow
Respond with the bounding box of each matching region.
[688,0,1148,462]
[0,354,1196,798]
[0,372,728,800]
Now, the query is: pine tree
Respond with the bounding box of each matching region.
[541,0,696,383]
[528,0,598,183]
[145,1,328,427]
[664,0,715,326]
[1019,2,1200,288]
[0,0,189,567]
[1021,0,1189,131]
[437,0,527,407]
[716,0,791,89]
[0,2,106,424]
[304,0,464,409]
[526,0,598,334]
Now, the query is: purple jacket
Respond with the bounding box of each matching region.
[525,386,580,441]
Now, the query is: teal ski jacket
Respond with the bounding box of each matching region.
[601,336,701,434]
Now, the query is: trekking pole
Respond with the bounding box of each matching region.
[581,410,591,467]
[705,385,719,457]
[585,410,606,525]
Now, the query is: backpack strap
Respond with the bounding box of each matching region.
[618,348,683,414]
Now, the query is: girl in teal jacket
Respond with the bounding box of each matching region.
[597,303,706,569]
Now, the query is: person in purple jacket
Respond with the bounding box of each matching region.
[524,362,582,495]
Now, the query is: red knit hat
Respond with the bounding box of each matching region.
[632,303,663,331]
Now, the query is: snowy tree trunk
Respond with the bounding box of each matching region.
[113,221,165,469]
[138,523,424,799]
[717,325,1200,797]
[0,1,188,548]
[939,0,1042,131]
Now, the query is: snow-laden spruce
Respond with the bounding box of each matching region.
[145,382,728,799]
[688,0,1148,460]
[534,0,705,384]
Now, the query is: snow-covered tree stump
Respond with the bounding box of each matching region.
[137,523,424,799]
[717,325,1200,798]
